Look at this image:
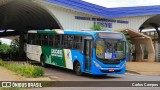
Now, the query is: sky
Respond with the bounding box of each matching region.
[0,38,11,45]
[83,0,160,8]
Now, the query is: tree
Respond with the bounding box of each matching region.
[120,31,132,49]
[9,39,20,60]
[10,39,19,53]
[0,43,11,60]
[0,39,20,60]
[0,44,11,54]
[120,30,132,61]
[91,24,103,30]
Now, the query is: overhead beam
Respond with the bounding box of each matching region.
[139,27,145,32]
[0,31,26,37]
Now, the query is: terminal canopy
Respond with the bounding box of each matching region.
[0,0,61,37]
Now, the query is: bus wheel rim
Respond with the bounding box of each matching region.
[42,58,45,66]
[76,65,80,73]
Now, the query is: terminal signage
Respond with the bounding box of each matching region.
[75,16,129,28]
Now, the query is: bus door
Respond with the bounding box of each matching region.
[84,39,92,71]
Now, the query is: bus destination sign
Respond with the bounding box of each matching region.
[98,33,123,39]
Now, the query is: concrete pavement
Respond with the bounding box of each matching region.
[0,66,25,81]
[126,62,160,75]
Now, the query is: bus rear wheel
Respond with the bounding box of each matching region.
[40,56,46,67]
[74,62,82,76]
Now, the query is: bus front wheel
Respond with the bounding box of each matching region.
[74,62,82,76]
[40,56,46,67]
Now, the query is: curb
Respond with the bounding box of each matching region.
[126,70,160,76]
[126,70,141,75]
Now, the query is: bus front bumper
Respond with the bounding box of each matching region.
[91,61,126,75]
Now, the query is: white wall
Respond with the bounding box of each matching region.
[112,16,153,31]
[35,0,153,32]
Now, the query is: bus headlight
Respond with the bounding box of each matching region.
[93,61,101,68]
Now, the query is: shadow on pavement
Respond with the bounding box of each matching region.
[24,61,122,80]
[43,64,121,79]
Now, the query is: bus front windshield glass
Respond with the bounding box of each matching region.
[96,39,126,60]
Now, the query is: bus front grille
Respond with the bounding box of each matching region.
[100,59,121,64]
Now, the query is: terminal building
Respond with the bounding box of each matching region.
[1,0,160,62]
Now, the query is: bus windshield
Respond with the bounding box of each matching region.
[96,38,126,60]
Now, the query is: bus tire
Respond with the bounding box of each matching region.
[40,55,46,67]
[74,62,82,76]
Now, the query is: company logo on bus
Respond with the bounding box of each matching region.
[51,49,63,57]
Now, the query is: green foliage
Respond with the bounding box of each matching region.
[0,39,20,60]
[91,24,103,30]
[5,63,44,78]
[0,44,11,54]
[0,39,19,54]
[0,61,44,78]
[0,59,4,66]
[10,39,19,53]
[120,31,132,52]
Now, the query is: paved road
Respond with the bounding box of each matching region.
[44,65,160,81]
[29,65,160,90]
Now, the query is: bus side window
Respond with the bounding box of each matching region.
[27,34,31,44]
[42,34,49,46]
[63,35,73,49]
[28,34,35,45]
[36,34,41,45]
[49,35,54,46]
[55,35,61,48]
[73,36,83,51]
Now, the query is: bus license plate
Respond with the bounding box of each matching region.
[109,68,114,72]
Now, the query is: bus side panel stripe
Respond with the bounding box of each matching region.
[64,49,73,70]
[55,29,64,34]
[26,45,42,62]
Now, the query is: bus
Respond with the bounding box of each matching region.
[26,29,127,75]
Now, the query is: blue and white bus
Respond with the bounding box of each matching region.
[26,29,127,75]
